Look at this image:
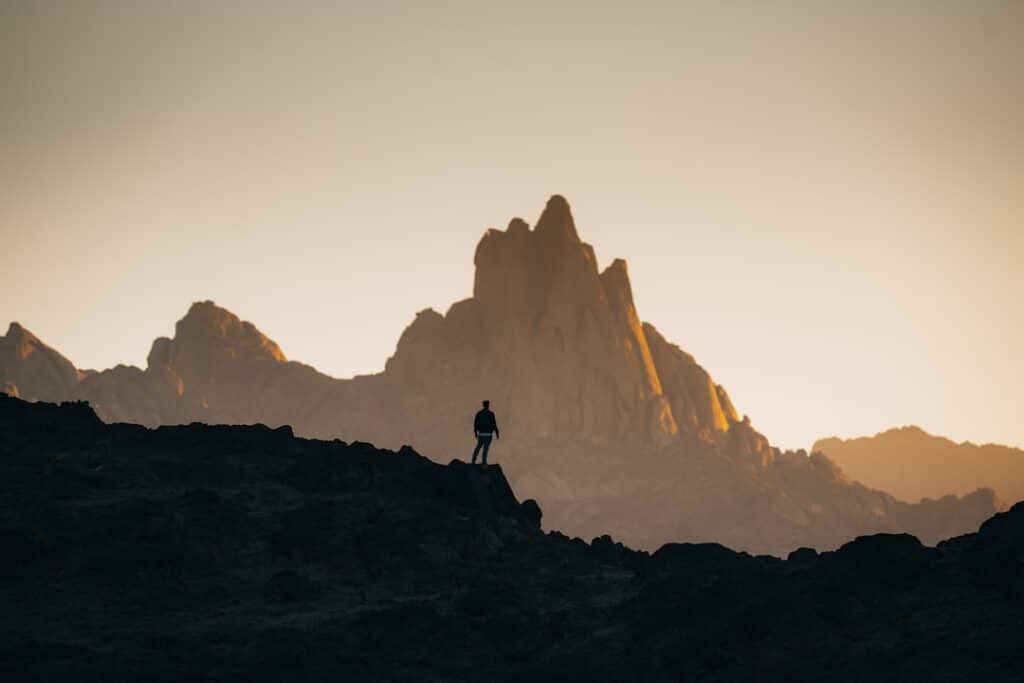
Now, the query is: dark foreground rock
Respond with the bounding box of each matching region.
[1,395,1022,682]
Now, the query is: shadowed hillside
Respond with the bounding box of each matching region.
[0,196,1000,555]
[1,395,1023,681]
[815,427,1024,505]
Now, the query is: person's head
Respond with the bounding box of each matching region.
[482,400,490,409]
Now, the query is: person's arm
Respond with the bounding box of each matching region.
[494,416,500,439]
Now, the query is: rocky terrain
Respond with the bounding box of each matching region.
[816,426,1024,505]
[1,394,1023,682]
[0,196,1000,555]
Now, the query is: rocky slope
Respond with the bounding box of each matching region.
[1,394,1022,682]
[816,426,1024,505]
[0,196,1000,555]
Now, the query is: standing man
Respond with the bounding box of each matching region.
[471,400,500,465]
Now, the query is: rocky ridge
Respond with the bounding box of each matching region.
[1,394,1022,682]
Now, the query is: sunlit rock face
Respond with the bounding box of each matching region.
[396,195,678,448]
[643,322,739,441]
[0,196,1000,555]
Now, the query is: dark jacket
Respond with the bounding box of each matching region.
[474,409,499,437]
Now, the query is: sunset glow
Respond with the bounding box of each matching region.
[2,1,1020,450]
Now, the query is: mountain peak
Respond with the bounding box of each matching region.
[0,321,82,401]
[889,425,929,437]
[3,322,46,360]
[506,217,529,235]
[173,301,286,363]
[472,196,592,307]
[600,259,635,308]
[5,322,34,343]
[178,300,233,330]
[534,194,579,243]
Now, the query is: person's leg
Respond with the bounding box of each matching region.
[471,437,483,464]
[480,437,491,465]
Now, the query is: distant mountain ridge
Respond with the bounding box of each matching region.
[815,426,1024,506]
[0,195,1000,555]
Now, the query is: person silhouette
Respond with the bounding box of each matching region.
[471,400,500,465]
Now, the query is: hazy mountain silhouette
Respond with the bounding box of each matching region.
[0,195,1000,555]
[2,394,1023,681]
[815,426,1024,505]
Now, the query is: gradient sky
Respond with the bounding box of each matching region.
[2,1,1021,451]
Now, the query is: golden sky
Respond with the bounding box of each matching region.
[1,1,1021,450]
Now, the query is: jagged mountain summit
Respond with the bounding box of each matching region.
[0,195,1000,555]
[815,427,1024,505]
[2,395,1023,681]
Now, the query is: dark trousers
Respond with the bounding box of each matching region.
[471,435,493,465]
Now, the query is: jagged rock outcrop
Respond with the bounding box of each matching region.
[815,426,1024,505]
[1,395,1022,682]
[0,196,1000,555]
[396,197,678,446]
